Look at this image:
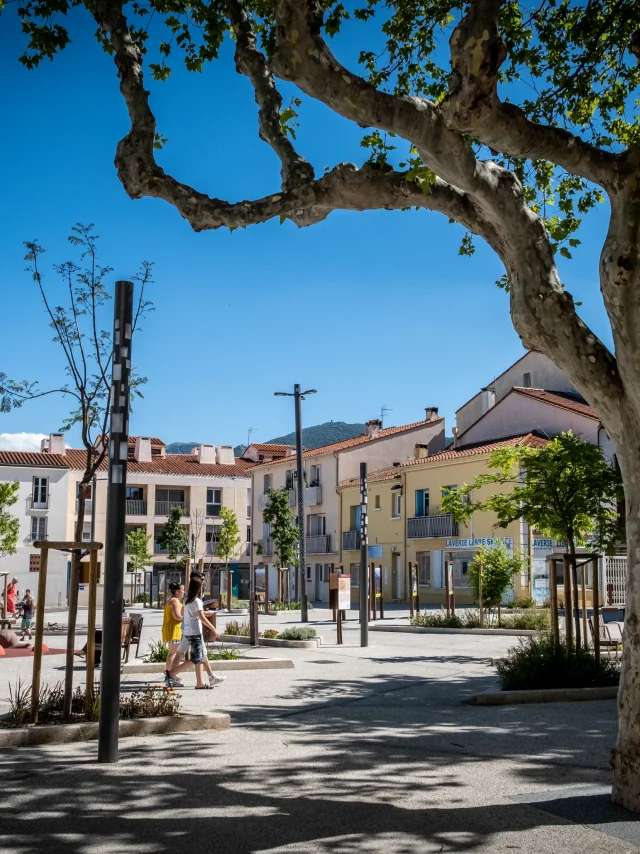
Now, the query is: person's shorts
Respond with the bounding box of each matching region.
[178,635,189,655]
[184,634,206,664]
[21,618,33,630]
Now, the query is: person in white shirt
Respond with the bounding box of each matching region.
[168,572,225,689]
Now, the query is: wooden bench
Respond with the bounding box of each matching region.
[128,613,144,659]
[589,615,623,657]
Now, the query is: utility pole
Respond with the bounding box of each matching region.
[274,384,317,623]
[359,462,369,647]
[98,280,133,763]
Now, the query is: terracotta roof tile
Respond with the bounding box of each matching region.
[254,418,444,466]
[512,387,598,419]
[337,433,548,488]
[0,451,72,469]
[249,443,295,453]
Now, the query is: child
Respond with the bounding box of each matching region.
[20,590,34,640]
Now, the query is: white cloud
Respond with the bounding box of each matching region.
[0,432,47,452]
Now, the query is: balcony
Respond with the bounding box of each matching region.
[28,495,49,511]
[126,499,147,515]
[74,498,92,515]
[408,507,458,539]
[258,493,271,511]
[257,538,273,556]
[342,530,361,551]
[155,501,189,516]
[306,535,331,554]
[153,545,174,554]
[289,486,323,507]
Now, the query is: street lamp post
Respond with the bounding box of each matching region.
[274,384,316,623]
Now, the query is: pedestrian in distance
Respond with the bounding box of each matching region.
[6,578,18,623]
[19,590,35,640]
[162,582,185,688]
[167,572,226,689]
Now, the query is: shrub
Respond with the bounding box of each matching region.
[277,627,317,640]
[500,610,550,630]
[224,620,251,636]
[207,647,240,660]
[496,634,620,691]
[261,629,280,639]
[514,597,536,609]
[269,600,314,611]
[230,598,249,609]
[120,688,181,719]
[146,640,169,663]
[410,610,481,629]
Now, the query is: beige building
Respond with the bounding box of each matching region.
[250,411,446,603]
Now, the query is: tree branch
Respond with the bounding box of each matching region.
[225,0,314,192]
[442,0,621,191]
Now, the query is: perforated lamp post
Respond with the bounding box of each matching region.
[274,385,316,623]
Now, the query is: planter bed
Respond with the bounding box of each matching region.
[124,659,294,674]
[370,625,538,637]
[0,711,230,748]
[471,686,618,706]
[220,633,321,649]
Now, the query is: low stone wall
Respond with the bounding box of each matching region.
[220,634,321,649]
[123,659,294,674]
[370,625,538,637]
[471,686,618,706]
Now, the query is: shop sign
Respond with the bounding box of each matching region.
[445,537,513,549]
[368,545,383,558]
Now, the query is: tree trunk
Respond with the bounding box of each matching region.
[611,452,640,810]
[63,480,88,720]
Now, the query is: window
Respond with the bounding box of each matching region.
[82,522,92,542]
[126,486,144,501]
[350,563,360,587]
[32,476,48,508]
[206,525,221,545]
[247,488,252,519]
[307,515,326,536]
[156,488,186,511]
[349,505,361,531]
[246,526,251,544]
[415,489,430,518]
[374,494,381,510]
[285,470,295,490]
[309,465,321,487]
[30,516,47,541]
[306,565,312,582]
[323,563,331,582]
[206,488,222,516]
[417,552,431,585]
[523,371,532,388]
[76,482,93,499]
[262,522,271,539]
[263,473,272,492]
[392,493,402,518]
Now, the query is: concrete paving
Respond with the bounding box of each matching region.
[0,605,638,853]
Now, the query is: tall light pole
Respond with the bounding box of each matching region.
[274,384,316,623]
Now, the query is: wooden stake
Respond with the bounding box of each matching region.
[478,556,484,628]
[31,546,49,724]
[409,561,414,618]
[563,555,573,649]
[264,565,270,615]
[445,560,451,618]
[85,548,99,719]
[227,567,232,611]
[581,561,588,650]
[548,556,559,646]
[592,556,600,663]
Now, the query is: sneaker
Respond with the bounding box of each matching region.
[163,670,172,686]
[209,674,227,687]
[171,676,184,687]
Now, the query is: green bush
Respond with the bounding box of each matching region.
[146,640,169,662]
[410,610,481,629]
[207,648,241,660]
[277,627,317,640]
[504,597,537,610]
[500,610,550,630]
[496,634,620,691]
[230,598,249,609]
[224,620,250,636]
[269,600,314,611]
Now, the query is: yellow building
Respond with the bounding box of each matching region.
[339,433,549,607]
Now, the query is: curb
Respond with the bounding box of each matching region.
[220,634,321,649]
[123,659,294,674]
[471,686,619,706]
[370,625,539,637]
[0,711,230,748]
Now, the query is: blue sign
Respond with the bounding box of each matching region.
[368,545,383,558]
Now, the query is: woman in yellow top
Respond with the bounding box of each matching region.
[162,582,184,686]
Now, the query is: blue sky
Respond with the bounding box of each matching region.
[0,8,613,450]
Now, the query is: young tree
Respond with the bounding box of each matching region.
[0,224,153,719]
[188,509,208,565]
[157,506,189,567]
[125,527,154,602]
[215,506,241,607]
[469,543,527,625]
[259,488,299,602]
[443,432,624,639]
[11,0,640,808]
[0,482,20,560]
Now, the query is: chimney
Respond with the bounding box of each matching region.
[365,419,383,438]
[480,388,496,415]
[133,437,152,463]
[40,438,49,452]
[425,406,439,422]
[414,444,429,460]
[196,444,216,464]
[452,427,459,449]
[48,433,66,456]
[286,448,295,457]
[216,445,235,466]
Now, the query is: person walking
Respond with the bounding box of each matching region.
[162,582,185,687]
[19,590,34,640]
[6,578,18,623]
[168,573,226,689]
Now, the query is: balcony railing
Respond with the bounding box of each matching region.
[408,511,458,539]
[289,486,323,507]
[126,499,147,515]
[258,493,271,511]
[205,542,219,554]
[155,501,189,516]
[342,530,361,551]
[306,535,331,554]
[153,545,175,554]
[257,538,273,555]
[28,495,49,511]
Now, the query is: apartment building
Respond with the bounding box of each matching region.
[0,434,253,609]
[250,411,446,603]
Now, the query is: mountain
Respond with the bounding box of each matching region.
[167,422,367,459]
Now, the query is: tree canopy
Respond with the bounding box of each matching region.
[260,487,298,571]
[0,482,20,560]
[215,506,241,567]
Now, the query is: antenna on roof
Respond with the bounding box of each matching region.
[247,426,256,446]
[380,405,392,426]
